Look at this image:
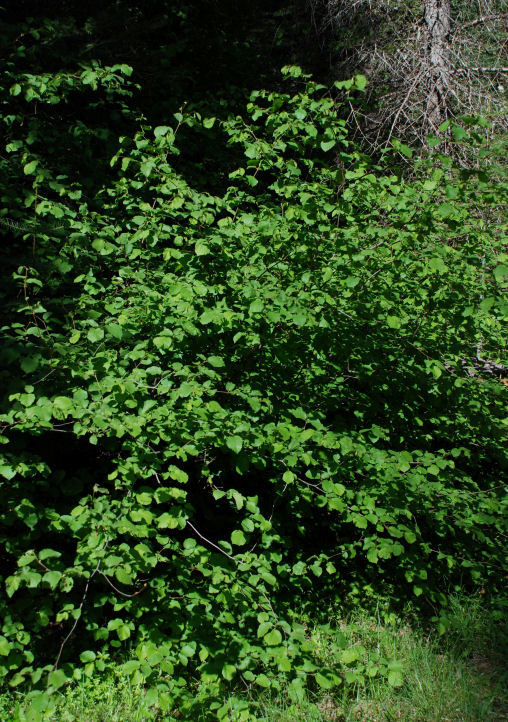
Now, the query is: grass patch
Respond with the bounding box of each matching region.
[257,597,507,722]
[1,597,505,721]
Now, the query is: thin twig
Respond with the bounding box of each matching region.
[52,559,101,673]
[186,520,236,562]
[100,572,147,598]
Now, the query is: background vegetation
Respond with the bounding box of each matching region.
[0,2,506,719]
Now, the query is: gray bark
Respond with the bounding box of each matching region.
[424,0,451,131]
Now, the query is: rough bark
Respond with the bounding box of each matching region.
[424,0,451,131]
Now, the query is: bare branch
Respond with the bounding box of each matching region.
[455,13,507,31]
[186,520,236,562]
[52,559,101,674]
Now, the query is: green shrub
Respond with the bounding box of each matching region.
[0,60,506,713]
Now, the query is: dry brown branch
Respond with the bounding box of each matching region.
[456,13,507,31]
[305,0,507,153]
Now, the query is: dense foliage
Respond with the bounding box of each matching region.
[0,3,506,718]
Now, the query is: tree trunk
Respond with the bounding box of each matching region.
[424,0,451,132]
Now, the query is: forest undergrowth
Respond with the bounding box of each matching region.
[0,3,506,720]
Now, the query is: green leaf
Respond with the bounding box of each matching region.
[493,265,507,283]
[341,648,360,664]
[195,241,211,256]
[158,513,179,529]
[92,239,115,255]
[388,670,403,687]
[430,365,442,380]
[231,490,244,509]
[117,624,131,641]
[292,312,307,326]
[51,396,73,421]
[366,548,378,564]
[21,356,40,373]
[43,571,62,589]
[0,636,11,656]
[115,568,133,585]
[437,202,454,218]
[178,382,194,397]
[386,315,402,329]
[5,576,20,597]
[79,650,96,663]
[242,518,255,532]
[23,160,38,175]
[260,570,277,586]
[154,125,172,137]
[427,135,442,148]
[207,355,225,368]
[27,693,51,715]
[87,327,104,343]
[320,140,336,152]
[169,466,189,483]
[292,561,306,575]
[48,669,68,690]
[226,436,243,454]
[0,465,16,480]
[122,660,141,674]
[20,393,35,407]
[257,622,271,638]
[429,257,447,273]
[106,323,123,340]
[354,74,367,91]
[222,664,236,681]
[315,672,333,689]
[255,673,271,688]
[231,529,246,546]
[249,299,264,314]
[264,629,282,646]
[199,309,215,324]
[451,124,467,141]
[154,335,173,350]
[399,143,413,158]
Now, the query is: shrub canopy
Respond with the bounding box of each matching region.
[0,39,506,714]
